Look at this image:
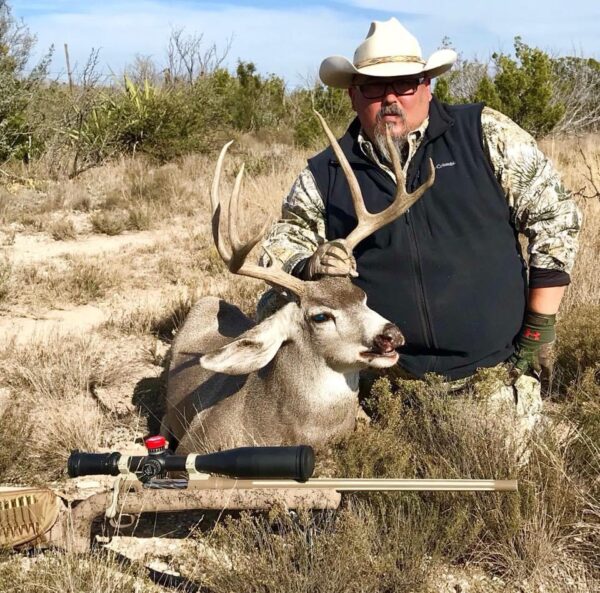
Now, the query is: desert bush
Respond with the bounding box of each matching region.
[61,257,119,303]
[291,83,354,148]
[480,38,564,137]
[434,38,600,136]
[1,333,124,400]
[90,209,128,235]
[49,217,77,240]
[201,502,440,593]
[0,1,51,164]
[105,291,194,340]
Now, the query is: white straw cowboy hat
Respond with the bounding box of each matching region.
[320,18,457,88]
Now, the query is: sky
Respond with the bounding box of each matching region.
[12,0,600,86]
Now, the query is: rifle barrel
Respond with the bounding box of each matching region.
[243,478,517,491]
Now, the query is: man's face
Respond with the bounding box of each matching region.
[348,76,432,144]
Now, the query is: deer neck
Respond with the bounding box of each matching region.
[259,338,360,406]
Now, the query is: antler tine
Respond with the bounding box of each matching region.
[313,110,368,221]
[210,141,307,297]
[227,164,278,273]
[211,141,234,263]
[344,126,435,250]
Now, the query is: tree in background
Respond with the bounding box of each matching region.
[291,83,354,148]
[434,37,599,137]
[491,38,564,136]
[0,0,50,163]
[551,56,600,135]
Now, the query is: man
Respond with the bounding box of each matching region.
[260,19,580,417]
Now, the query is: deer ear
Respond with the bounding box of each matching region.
[200,303,296,375]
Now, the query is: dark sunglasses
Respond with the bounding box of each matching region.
[357,77,426,99]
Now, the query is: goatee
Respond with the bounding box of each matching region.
[373,104,408,164]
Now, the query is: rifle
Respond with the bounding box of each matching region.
[5,437,517,552]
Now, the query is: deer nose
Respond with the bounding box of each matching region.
[373,323,405,353]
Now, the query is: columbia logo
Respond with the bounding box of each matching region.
[435,161,456,169]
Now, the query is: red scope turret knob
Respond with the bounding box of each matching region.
[144,435,167,454]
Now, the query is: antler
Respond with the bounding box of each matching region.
[210,142,307,297]
[313,111,435,250]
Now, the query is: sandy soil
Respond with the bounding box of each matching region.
[6,229,162,265]
[0,230,164,343]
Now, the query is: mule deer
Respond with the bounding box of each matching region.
[161,113,435,453]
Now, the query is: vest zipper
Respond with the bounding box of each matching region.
[405,211,435,358]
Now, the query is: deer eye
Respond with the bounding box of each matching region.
[311,312,333,324]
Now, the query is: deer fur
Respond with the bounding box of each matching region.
[161,277,403,453]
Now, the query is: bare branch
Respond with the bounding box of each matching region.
[165,28,232,85]
[574,142,600,200]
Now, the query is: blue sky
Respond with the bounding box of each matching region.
[13,0,600,86]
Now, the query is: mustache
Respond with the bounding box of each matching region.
[376,104,406,122]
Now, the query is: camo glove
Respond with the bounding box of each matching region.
[509,311,556,379]
[302,240,358,279]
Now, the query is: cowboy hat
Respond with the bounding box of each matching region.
[320,18,457,88]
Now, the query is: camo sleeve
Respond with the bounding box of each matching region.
[481,107,581,273]
[259,167,326,272]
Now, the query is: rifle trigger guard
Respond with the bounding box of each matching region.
[110,513,136,529]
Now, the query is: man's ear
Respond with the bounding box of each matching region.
[348,86,357,111]
[424,77,433,102]
[200,303,297,375]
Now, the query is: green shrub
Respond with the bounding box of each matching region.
[292,84,354,148]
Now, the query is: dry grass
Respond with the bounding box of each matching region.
[6,256,120,309]
[0,550,157,593]
[0,333,128,482]
[540,134,600,313]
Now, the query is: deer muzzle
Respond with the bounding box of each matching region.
[360,323,404,365]
[373,323,405,352]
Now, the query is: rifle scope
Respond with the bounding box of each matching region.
[68,445,315,481]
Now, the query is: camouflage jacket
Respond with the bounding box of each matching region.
[260,107,581,277]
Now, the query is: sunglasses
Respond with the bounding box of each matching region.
[357,77,426,99]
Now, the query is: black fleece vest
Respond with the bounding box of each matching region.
[307,98,527,380]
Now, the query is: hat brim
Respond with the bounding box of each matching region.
[319,49,457,88]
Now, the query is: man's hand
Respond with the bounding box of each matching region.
[303,240,358,279]
[509,311,556,379]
